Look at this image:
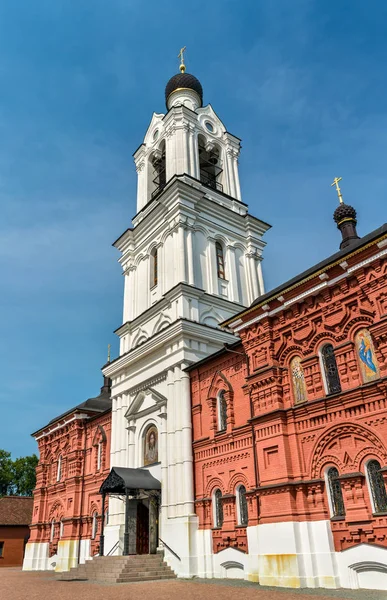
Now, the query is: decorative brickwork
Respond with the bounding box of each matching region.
[190,228,387,555]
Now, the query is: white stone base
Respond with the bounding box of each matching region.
[23,542,52,571]
[161,514,199,578]
[22,539,92,572]
[194,521,387,591]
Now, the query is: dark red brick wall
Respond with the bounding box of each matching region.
[0,526,30,567]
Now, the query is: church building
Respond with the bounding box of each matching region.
[22,56,387,591]
[189,194,387,590]
[24,55,269,577]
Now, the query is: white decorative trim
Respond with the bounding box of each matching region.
[34,414,89,440]
[231,248,387,333]
[347,248,387,273]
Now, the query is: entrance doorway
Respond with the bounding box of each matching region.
[136,502,149,554]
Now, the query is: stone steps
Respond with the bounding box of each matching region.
[57,554,176,583]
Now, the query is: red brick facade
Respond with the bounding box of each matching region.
[190,226,387,556]
[29,387,112,560]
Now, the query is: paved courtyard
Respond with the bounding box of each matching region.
[2,568,387,600]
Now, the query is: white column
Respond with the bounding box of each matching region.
[166,369,176,517]
[120,393,128,466]
[110,396,118,463]
[207,238,218,295]
[174,366,183,516]
[226,149,237,198]
[246,254,259,303]
[117,395,123,463]
[177,225,187,283]
[244,253,254,305]
[165,127,176,180]
[250,255,260,300]
[127,422,136,468]
[180,364,195,515]
[186,227,194,285]
[232,151,242,201]
[193,131,200,179]
[183,124,190,174]
[135,160,146,212]
[123,267,135,323]
[188,127,196,177]
[257,259,265,295]
[226,245,238,303]
[159,408,168,512]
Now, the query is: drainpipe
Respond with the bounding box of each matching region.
[77,420,88,565]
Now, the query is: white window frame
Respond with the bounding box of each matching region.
[91,512,98,540]
[50,519,55,542]
[56,456,62,482]
[217,390,227,432]
[324,466,337,518]
[212,488,223,528]
[59,520,64,539]
[236,484,248,526]
[365,458,385,514]
[318,346,330,396]
[97,441,102,471]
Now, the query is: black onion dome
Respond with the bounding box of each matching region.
[165,72,203,107]
[333,203,357,225]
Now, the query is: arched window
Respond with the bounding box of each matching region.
[215,242,226,280]
[97,441,102,471]
[290,357,307,404]
[236,485,248,526]
[321,344,341,395]
[56,456,62,482]
[355,329,380,383]
[91,512,98,540]
[217,390,227,431]
[213,489,223,528]
[366,460,387,513]
[59,520,64,539]
[198,138,222,192]
[150,248,158,288]
[151,144,166,199]
[326,467,345,518]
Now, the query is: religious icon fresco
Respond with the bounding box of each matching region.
[355,329,380,383]
[290,356,308,404]
[144,425,158,466]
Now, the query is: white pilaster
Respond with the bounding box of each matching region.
[226,245,238,303]
[127,422,136,468]
[166,368,176,518]
[173,366,183,516]
[180,364,195,515]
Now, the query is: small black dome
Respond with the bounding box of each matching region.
[165,72,203,108]
[333,203,357,225]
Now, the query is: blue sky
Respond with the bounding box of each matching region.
[1,1,386,457]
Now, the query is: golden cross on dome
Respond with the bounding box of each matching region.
[331,176,344,204]
[178,46,186,73]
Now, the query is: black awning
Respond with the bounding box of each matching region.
[99,466,161,495]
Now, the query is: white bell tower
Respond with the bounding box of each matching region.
[102,53,270,576]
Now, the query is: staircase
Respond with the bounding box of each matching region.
[57,554,177,583]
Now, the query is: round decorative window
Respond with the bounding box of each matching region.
[153,129,159,141]
[205,121,214,133]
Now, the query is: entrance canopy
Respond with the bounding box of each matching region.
[99,466,161,495]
